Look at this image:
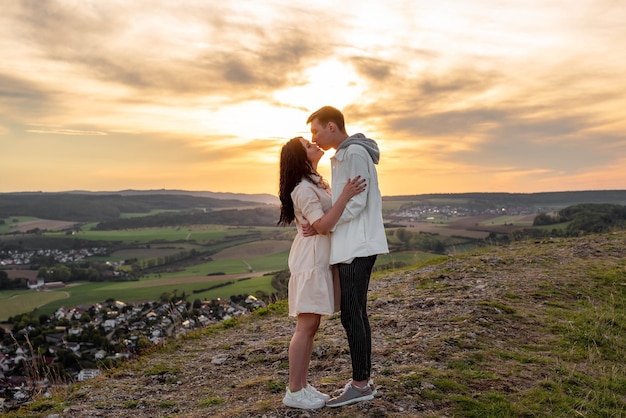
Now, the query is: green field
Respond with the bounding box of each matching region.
[0,218,465,321]
[1,235,289,320]
[478,214,535,226]
[0,274,277,320]
[0,217,38,233]
[119,209,180,218]
[108,244,204,261]
[0,290,70,320]
[47,225,260,242]
[161,250,289,278]
[0,244,440,320]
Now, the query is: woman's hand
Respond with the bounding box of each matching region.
[341,176,366,199]
[309,176,366,235]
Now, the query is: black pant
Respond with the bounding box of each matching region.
[338,255,377,382]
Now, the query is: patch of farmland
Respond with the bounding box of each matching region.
[397,213,542,243]
[3,268,39,280]
[135,271,268,287]
[448,215,532,234]
[9,219,76,232]
[112,246,197,259]
[398,220,490,239]
[0,290,69,321]
[211,240,292,260]
[478,214,536,225]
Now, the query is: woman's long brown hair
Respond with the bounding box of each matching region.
[277,137,323,226]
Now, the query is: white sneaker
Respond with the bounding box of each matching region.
[305,383,330,401]
[283,388,326,410]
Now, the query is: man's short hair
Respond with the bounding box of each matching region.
[307,106,346,133]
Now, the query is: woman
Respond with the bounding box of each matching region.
[278,136,366,410]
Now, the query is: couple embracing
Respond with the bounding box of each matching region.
[278,106,389,409]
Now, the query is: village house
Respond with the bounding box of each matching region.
[45,332,64,345]
[102,319,117,332]
[1,292,260,406]
[68,327,82,336]
[65,342,80,354]
[13,347,29,363]
[27,278,44,289]
[0,353,12,374]
[54,307,67,321]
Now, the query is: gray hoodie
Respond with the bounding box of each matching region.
[336,133,380,164]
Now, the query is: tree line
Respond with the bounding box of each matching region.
[533,203,626,235]
[93,206,279,229]
[385,190,626,208]
[0,193,261,222]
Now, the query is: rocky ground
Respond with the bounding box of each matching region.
[15,231,626,417]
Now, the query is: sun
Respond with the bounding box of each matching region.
[274,59,367,113]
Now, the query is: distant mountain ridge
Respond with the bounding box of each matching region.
[386,189,626,201]
[0,190,279,222]
[7,189,626,207]
[384,189,626,208]
[2,190,625,223]
[6,189,280,205]
[111,189,279,205]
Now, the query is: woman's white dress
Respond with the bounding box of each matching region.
[288,178,334,317]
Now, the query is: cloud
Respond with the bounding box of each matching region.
[6,1,327,102]
[1,0,626,194]
[349,56,394,82]
[0,74,51,118]
[26,126,107,136]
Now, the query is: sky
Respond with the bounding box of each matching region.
[1,0,625,197]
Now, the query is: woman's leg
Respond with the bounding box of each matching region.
[289,313,321,391]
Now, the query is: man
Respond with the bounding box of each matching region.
[307,106,389,407]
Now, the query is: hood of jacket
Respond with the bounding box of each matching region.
[336,133,380,164]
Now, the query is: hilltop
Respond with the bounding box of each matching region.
[9,230,626,417]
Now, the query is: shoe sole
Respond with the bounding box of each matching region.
[326,393,374,408]
[283,400,325,410]
[311,395,331,401]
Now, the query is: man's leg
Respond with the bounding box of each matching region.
[339,255,377,382]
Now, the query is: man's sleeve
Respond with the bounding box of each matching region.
[333,148,370,227]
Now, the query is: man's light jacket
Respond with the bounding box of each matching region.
[330,134,389,265]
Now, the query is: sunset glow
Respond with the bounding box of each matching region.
[1,0,625,196]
